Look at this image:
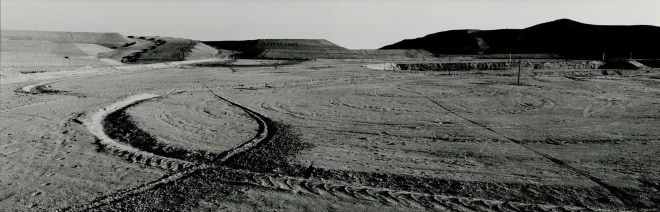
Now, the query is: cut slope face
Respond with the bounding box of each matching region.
[0,39,116,69]
[0,30,134,70]
[1,30,133,48]
[73,43,114,56]
[185,42,220,60]
[381,19,660,59]
[1,40,90,56]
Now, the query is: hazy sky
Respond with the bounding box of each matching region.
[2,0,659,49]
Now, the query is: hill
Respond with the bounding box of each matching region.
[1,32,122,72]
[203,39,346,58]
[203,39,432,60]
[1,30,133,48]
[254,49,433,60]
[381,19,660,59]
[124,36,218,63]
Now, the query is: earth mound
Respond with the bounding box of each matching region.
[381,19,660,59]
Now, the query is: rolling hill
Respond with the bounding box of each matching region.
[381,19,660,59]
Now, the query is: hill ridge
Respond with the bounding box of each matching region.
[202,39,433,59]
[381,19,660,59]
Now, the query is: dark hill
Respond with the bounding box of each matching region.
[202,39,433,60]
[381,19,660,59]
[202,39,346,58]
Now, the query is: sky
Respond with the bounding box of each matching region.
[2,0,659,49]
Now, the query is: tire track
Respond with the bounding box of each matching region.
[83,93,194,171]
[58,93,197,211]
[582,97,617,118]
[220,171,597,211]
[6,58,228,112]
[60,89,274,211]
[564,76,586,81]
[56,77,623,210]
[1,96,75,112]
[18,80,62,94]
[397,86,639,207]
[202,84,272,164]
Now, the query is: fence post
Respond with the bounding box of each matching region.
[517,57,522,85]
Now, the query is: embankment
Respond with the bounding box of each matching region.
[364,60,608,71]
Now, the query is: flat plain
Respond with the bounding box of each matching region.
[1,30,659,211]
[1,58,659,211]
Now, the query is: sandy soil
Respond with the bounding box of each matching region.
[0,59,658,211]
[127,92,258,154]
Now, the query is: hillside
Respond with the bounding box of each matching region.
[381,19,660,59]
[1,34,120,72]
[203,39,432,59]
[127,37,218,63]
[203,39,347,51]
[1,30,133,48]
[203,39,346,58]
[255,49,433,60]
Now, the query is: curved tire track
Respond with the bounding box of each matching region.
[61,90,273,211]
[84,93,194,171]
[55,76,622,211]
[202,84,271,164]
[18,80,64,94]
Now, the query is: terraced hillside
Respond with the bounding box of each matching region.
[127,37,218,63]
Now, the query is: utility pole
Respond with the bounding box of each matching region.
[517,57,522,86]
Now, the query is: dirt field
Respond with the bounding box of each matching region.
[1,59,659,211]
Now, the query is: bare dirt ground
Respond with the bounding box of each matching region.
[1,59,659,211]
